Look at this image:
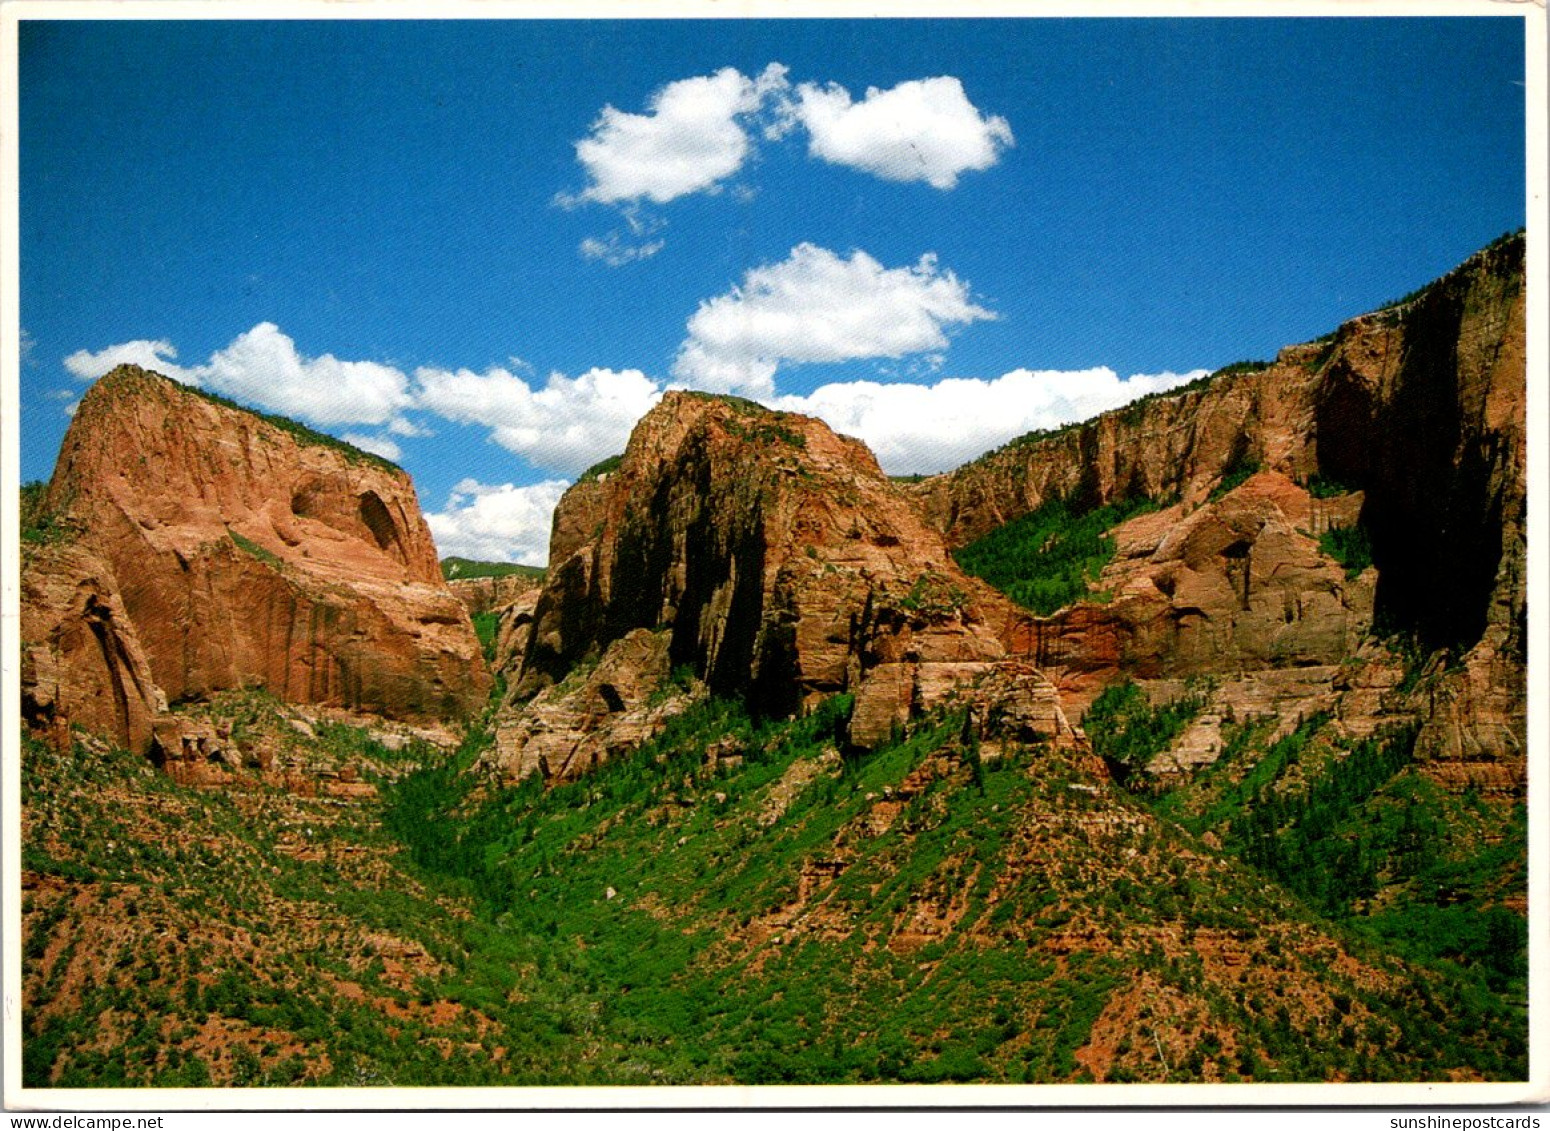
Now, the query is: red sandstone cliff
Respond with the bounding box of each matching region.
[21,366,489,755]
[915,234,1527,772]
[493,393,1073,780]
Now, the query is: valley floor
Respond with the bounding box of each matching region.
[18,682,1527,1089]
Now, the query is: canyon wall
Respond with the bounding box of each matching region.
[22,366,489,755]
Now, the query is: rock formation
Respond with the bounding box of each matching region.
[20,236,1524,800]
[447,573,542,617]
[488,628,707,783]
[21,365,489,755]
[20,542,167,757]
[495,392,1072,779]
[915,234,1527,767]
[1006,471,1373,694]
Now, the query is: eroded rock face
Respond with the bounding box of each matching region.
[20,543,167,756]
[492,587,543,681]
[487,628,706,783]
[917,236,1527,768]
[505,393,1059,761]
[1009,471,1375,703]
[447,573,542,617]
[22,365,489,754]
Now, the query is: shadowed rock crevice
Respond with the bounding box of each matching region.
[492,391,1069,780]
[357,491,407,563]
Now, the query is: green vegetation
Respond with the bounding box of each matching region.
[577,454,624,482]
[1209,453,1260,500]
[898,572,970,616]
[1226,726,1419,913]
[721,414,807,449]
[20,481,76,546]
[1305,474,1357,499]
[440,557,546,582]
[985,419,1088,458]
[1211,359,1272,378]
[1319,523,1373,578]
[953,493,1156,615]
[470,611,501,663]
[1083,681,1208,784]
[228,530,282,569]
[20,677,1526,1087]
[1130,707,1526,1074]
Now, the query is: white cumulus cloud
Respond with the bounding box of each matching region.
[774,367,1209,476]
[424,477,572,566]
[671,243,995,397]
[787,75,1013,189]
[64,338,196,384]
[197,323,413,427]
[62,323,415,430]
[414,364,662,478]
[564,64,789,207]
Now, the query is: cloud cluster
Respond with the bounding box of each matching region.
[565,66,1013,263]
[787,76,1015,189]
[415,363,662,477]
[775,367,1208,476]
[63,324,659,481]
[64,338,191,383]
[205,323,414,427]
[579,232,666,266]
[671,244,994,396]
[423,478,572,566]
[564,64,790,207]
[63,322,414,430]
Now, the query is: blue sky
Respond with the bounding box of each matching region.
[18,16,1527,563]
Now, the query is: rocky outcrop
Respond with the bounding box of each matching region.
[917,235,1527,765]
[1007,471,1374,702]
[22,365,489,754]
[447,573,543,617]
[486,628,706,783]
[491,587,543,679]
[506,393,1070,765]
[20,542,167,756]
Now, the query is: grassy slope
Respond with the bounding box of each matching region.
[21,688,1526,1087]
[440,558,546,582]
[952,494,1157,615]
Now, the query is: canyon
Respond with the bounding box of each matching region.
[15,232,1529,1088]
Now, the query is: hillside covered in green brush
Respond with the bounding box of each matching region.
[19,234,1527,1088]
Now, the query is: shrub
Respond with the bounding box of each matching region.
[1319,524,1373,578]
[954,494,1156,615]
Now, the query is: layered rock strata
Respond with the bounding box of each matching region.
[497,393,1073,778]
[1007,471,1374,698]
[916,235,1526,769]
[22,366,489,755]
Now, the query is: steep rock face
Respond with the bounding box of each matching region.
[1009,471,1374,700]
[506,393,1070,767]
[918,236,1526,763]
[488,628,707,783]
[447,573,542,617]
[25,366,489,753]
[1310,239,1527,777]
[910,360,1323,549]
[20,543,167,755]
[492,586,543,679]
